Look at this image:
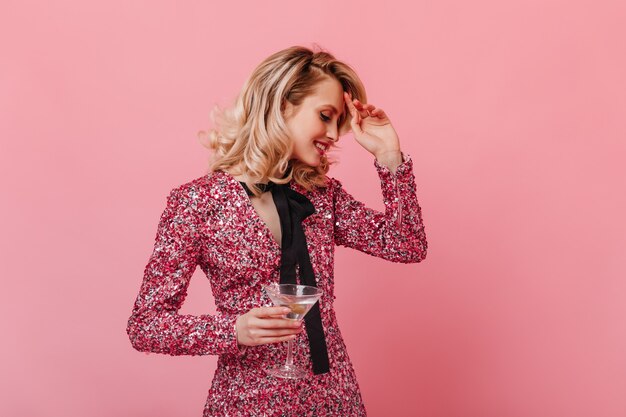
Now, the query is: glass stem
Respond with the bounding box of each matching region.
[285,338,294,368]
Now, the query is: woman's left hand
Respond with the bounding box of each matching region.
[344,91,401,160]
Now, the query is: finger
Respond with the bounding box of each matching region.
[344,93,368,118]
[266,313,291,318]
[248,314,300,329]
[365,103,384,116]
[260,334,298,345]
[344,92,358,114]
[353,99,369,110]
[254,306,291,318]
[254,318,302,329]
[243,332,299,347]
[353,100,370,118]
[345,93,363,136]
[349,108,363,136]
[255,327,303,338]
[372,108,387,118]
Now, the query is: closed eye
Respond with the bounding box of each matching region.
[320,113,331,122]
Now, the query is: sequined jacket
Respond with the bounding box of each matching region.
[126,153,427,416]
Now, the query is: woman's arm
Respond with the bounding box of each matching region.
[126,186,246,357]
[332,152,427,263]
[332,93,427,262]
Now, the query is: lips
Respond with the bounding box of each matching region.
[314,141,330,155]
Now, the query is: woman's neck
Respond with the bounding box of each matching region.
[225,165,289,184]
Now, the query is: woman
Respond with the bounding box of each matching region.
[126,45,427,416]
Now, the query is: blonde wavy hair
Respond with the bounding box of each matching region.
[198,45,367,196]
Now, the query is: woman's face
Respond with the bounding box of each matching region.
[283,76,346,167]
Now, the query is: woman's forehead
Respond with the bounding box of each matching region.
[307,79,345,112]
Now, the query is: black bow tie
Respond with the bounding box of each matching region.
[240,180,330,375]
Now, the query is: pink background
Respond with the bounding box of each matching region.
[2,1,625,416]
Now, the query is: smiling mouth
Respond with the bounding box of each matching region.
[314,141,329,153]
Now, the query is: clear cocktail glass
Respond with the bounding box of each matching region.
[262,283,323,379]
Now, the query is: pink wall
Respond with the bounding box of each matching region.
[2,1,625,416]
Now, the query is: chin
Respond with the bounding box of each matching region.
[292,154,322,168]
[306,156,323,168]
[299,161,320,169]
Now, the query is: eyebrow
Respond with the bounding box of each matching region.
[321,105,345,118]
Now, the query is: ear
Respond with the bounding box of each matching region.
[281,99,296,120]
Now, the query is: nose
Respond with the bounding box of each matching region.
[327,124,339,142]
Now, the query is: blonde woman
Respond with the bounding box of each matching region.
[127,45,427,416]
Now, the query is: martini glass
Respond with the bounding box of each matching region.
[262,283,323,379]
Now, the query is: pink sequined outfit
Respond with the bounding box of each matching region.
[126,154,427,416]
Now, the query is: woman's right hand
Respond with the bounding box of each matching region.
[235,306,303,347]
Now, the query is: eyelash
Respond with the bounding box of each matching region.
[320,113,331,122]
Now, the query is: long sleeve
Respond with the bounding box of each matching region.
[332,152,427,263]
[126,186,245,357]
